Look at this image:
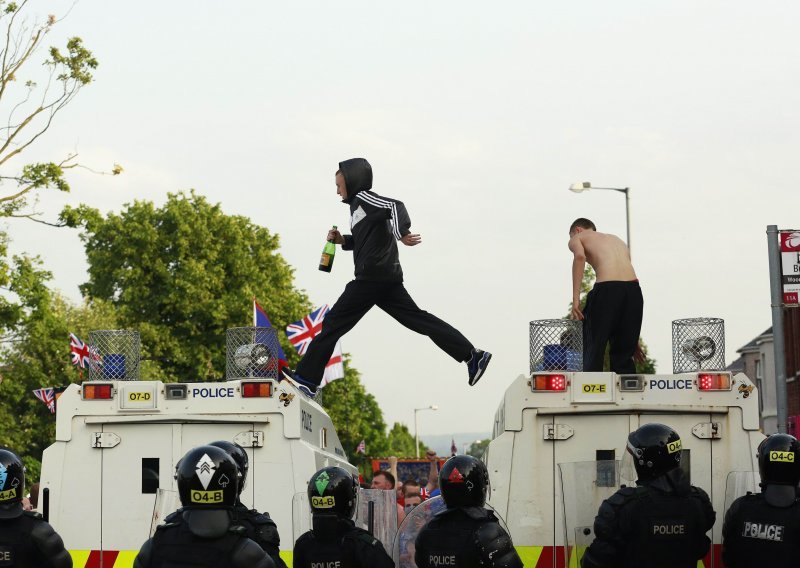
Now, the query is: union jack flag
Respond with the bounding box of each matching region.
[70,333,100,369]
[286,305,330,355]
[33,388,56,414]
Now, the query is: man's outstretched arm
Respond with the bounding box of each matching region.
[568,235,586,320]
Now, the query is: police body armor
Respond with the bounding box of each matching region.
[415,506,521,568]
[294,516,392,568]
[622,484,711,567]
[149,517,245,568]
[722,493,800,568]
[0,511,73,568]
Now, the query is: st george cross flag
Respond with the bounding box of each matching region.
[70,333,99,369]
[321,341,344,386]
[356,439,366,454]
[286,305,345,385]
[253,299,288,369]
[33,388,56,414]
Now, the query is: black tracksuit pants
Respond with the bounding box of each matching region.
[582,281,643,374]
[296,280,474,385]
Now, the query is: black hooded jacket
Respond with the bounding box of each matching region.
[338,158,411,282]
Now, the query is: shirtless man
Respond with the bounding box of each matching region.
[568,218,642,374]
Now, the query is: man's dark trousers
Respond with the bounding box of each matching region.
[582,281,643,374]
[296,280,474,385]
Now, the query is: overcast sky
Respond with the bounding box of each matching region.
[7,1,799,437]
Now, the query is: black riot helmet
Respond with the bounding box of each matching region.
[439,455,489,508]
[210,440,249,495]
[626,423,683,481]
[757,434,800,507]
[0,448,25,519]
[176,445,238,509]
[307,466,358,519]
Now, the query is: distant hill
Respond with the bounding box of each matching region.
[421,432,492,457]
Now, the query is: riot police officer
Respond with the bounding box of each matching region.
[134,445,275,568]
[722,433,800,567]
[414,455,523,568]
[293,466,394,567]
[0,448,72,567]
[164,441,288,568]
[581,423,716,568]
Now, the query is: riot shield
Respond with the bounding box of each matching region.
[558,460,623,568]
[292,488,397,551]
[723,471,759,514]
[391,496,510,568]
[150,488,180,537]
[354,488,398,555]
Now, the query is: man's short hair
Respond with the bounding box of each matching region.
[570,218,596,232]
[374,470,395,486]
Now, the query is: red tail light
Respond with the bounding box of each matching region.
[697,373,732,391]
[82,383,114,400]
[532,374,567,392]
[241,381,273,398]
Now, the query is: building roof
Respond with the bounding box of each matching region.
[736,327,773,354]
[726,355,746,374]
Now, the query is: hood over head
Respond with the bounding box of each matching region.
[338,158,372,203]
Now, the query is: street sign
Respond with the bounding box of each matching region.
[780,230,800,306]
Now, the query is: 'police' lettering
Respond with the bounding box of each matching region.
[743,522,784,541]
[0,546,14,566]
[190,490,224,503]
[302,409,313,433]
[429,555,457,566]
[769,451,795,463]
[310,562,341,568]
[649,379,693,390]
[0,488,16,501]
[652,523,685,535]
[191,387,235,399]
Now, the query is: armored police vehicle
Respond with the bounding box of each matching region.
[484,318,764,568]
[39,329,354,568]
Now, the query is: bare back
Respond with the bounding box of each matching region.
[575,230,636,281]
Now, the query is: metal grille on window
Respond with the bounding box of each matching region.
[672,318,725,374]
[226,327,282,380]
[529,319,583,373]
[86,330,141,381]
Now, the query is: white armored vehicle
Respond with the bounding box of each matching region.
[39,328,354,568]
[484,318,763,568]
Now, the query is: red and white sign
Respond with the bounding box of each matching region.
[780,230,800,305]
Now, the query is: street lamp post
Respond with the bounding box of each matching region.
[569,182,631,255]
[414,405,438,458]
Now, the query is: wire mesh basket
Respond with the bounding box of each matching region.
[672,317,725,374]
[86,330,141,381]
[226,327,282,380]
[530,319,583,373]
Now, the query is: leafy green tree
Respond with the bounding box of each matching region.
[61,191,311,381]
[318,358,389,461]
[386,422,428,457]
[0,250,119,480]
[466,439,490,459]
[0,1,120,224]
[567,266,656,374]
